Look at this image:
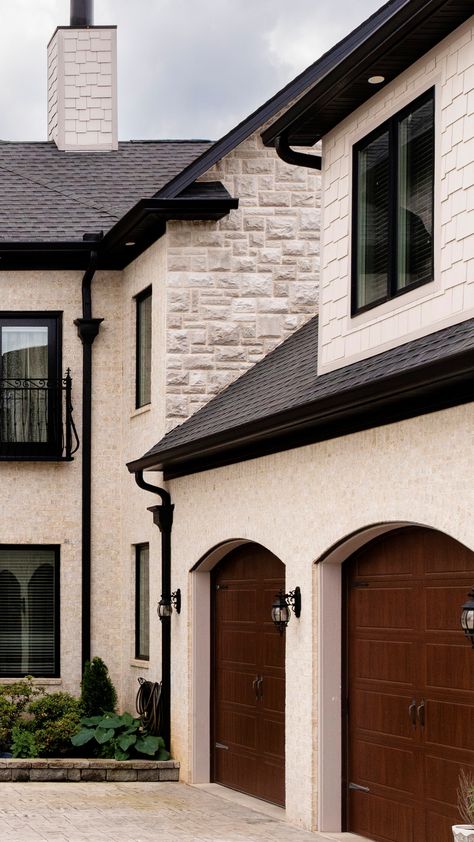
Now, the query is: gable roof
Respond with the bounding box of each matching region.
[155,0,473,200]
[127,316,474,478]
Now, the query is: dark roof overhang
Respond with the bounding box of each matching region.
[261,0,473,148]
[0,182,238,271]
[127,344,474,479]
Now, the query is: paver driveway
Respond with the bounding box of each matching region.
[0,781,363,842]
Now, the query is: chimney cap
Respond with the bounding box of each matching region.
[70,0,94,27]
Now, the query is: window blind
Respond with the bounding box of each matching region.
[0,548,58,677]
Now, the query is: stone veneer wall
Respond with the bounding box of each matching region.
[165,131,321,429]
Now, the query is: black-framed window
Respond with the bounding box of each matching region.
[0,312,62,457]
[135,544,150,661]
[0,545,60,678]
[135,289,151,408]
[352,89,434,314]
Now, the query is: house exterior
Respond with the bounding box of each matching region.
[0,0,320,759]
[127,1,474,840]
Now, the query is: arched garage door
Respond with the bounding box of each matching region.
[211,544,285,806]
[345,527,474,841]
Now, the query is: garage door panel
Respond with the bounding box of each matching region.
[426,643,474,692]
[425,699,474,751]
[424,586,473,632]
[352,689,415,739]
[351,738,417,794]
[349,790,415,842]
[353,587,416,630]
[353,639,415,685]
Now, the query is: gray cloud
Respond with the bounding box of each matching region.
[0,0,384,142]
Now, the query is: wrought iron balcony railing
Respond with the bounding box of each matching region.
[0,370,79,461]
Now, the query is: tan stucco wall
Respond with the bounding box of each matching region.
[319,16,474,372]
[163,402,474,829]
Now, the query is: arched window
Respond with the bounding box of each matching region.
[0,547,59,677]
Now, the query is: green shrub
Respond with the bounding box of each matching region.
[0,677,44,751]
[71,712,170,762]
[80,657,117,717]
[11,726,39,758]
[27,692,82,757]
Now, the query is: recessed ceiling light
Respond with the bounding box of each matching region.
[125,241,136,247]
[368,75,385,85]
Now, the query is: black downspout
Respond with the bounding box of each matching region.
[135,470,174,750]
[74,248,103,672]
[275,129,322,170]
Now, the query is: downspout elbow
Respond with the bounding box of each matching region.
[275,130,321,170]
[134,469,172,512]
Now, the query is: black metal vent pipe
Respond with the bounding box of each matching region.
[134,470,174,750]
[70,0,94,27]
[74,245,103,671]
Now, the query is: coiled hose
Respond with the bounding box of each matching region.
[136,678,163,736]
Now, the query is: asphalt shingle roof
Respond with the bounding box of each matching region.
[0,139,212,242]
[138,314,474,466]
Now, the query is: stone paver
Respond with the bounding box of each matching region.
[0,781,355,842]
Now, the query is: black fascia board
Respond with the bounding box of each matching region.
[261,0,473,147]
[0,192,238,271]
[126,346,474,478]
[0,242,93,271]
[99,193,238,268]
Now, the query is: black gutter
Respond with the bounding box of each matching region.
[275,131,321,170]
[127,346,474,479]
[74,247,103,671]
[134,471,174,750]
[0,193,238,272]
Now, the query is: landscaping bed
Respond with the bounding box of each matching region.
[0,757,179,782]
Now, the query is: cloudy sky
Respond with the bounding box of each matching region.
[0,0,385,143]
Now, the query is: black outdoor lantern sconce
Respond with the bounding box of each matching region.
[157,589,181,621]
[461,588,474,647]
[271,587,301,634]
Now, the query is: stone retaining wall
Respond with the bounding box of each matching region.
[0,758,179,782]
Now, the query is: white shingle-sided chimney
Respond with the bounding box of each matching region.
[48,0,118,151]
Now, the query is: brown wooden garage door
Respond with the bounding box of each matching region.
[345,527,474,842]
[212,544,285,806]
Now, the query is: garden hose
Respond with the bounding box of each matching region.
[136,678,162,736]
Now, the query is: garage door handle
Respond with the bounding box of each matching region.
[252,676,259,699]
[257,676,263,699]
[417,699,425,727]
[349,782,370,793]
[409,699,417,727]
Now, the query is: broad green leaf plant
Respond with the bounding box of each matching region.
[71,712,169,761]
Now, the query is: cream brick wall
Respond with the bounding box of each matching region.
[0,269,126,700]
[165,402,474,830]
[119,240,170,710]
[47,27,118,151]
[165,131,321,427]
[319,17,474,373]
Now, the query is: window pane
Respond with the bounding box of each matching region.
[356,131,390,309]
[136,545,149,660]
[0,548,57,677]
[136,292,151,407]
[1,326,49,443]
[397,97,434,289]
